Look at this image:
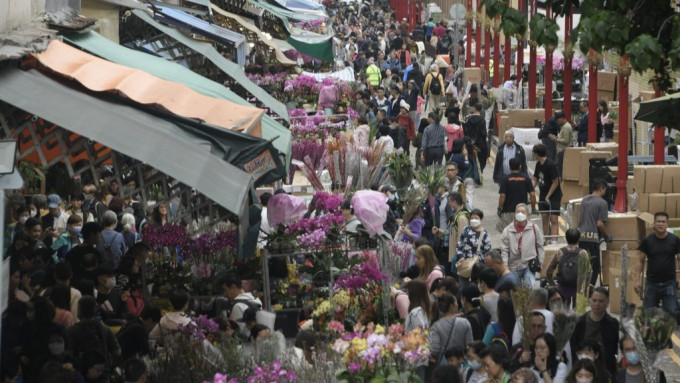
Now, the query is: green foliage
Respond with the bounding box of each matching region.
[386,152,414,193]
[480,0,506,19]
[575,10,629,54]
[625,34,664,74]
[500,7,528,38]
[415,165,446,197]
[546,0,579,17]
[529,13,559,48]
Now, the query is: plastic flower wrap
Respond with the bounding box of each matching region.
[352,124,370,147]
[622,307,676,383]
[267,194,307,228]
[551,309,579,354]
[351,190,388,236]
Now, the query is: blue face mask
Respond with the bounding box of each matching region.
[468,360,481,370]
[388,194,396,202]
[625,351,640,366]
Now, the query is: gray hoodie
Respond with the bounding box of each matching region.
[429,317,473,360]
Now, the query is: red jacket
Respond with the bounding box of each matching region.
[398,114,415,140]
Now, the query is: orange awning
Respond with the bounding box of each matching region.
[33,39,263,137]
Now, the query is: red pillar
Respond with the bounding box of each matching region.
[466,0,472,67]
[563,7,573,120]
[504,35,511,81]
[614,57,630,213]
[493,25,500,87]
[516,0,524,88]
[654,88,665,164]
[588,49,598,143]
[475,25,481,67]
[528,0,536,108]
[544,6,553,121]
[485,29,491,83]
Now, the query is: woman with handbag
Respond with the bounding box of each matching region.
[455,209,491,289]
[429,293,473,365]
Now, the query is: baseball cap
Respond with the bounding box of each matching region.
[238,307,258,323]
[47,194,61,209]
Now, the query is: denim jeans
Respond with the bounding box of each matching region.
[512,267,536,288]
[643,280,679,319]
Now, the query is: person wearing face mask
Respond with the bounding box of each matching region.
[64,192,95,225]
[41,194,67,248]
[501,204,545,287]
[455,209,491,287]
[463,342,488,383]
[33,333,80,377]
[95,268,124,324]
[566,359,601,383]
[574,339,612,383]
[497,158,537,232]
[52,214,83,261]
[4,205,31,255]
[616,335,666,383]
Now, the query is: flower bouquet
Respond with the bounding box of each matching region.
[386,152,415,194]
[575,251,592,315]
[622,308,676,383]
[551,309,579,355]
[512,285,534,351]
[331,323,430,383]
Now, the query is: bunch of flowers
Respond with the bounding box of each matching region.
[294,18,327,34]
[246,72,287,87]
[142,224,192,253]
[537,56,586,71]
[287,214,346,236]
[290,140,325,183]
[331,323,430,382]
[297,229,326,250]
[314,191,343,213]
[334,256,389,290]
[178,315,219,341]
[204,373,238,383]
[246,360,297,383]
[283,75,319,104]
[635,307,675,352]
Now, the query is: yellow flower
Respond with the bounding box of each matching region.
[351,337,367,352]
[311,300,331,317]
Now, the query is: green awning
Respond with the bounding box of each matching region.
[65,27,291,169]
[248,0,324,22]
[287,32,334,62]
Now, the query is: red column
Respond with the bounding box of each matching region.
[475,22,481,68]
[504,35,511,81]
[493,24,500,87]
[544,6,553,121]
[516,0,524,88]
[654,88,665,164]
[588,50,598,143]
[485,29,491,83]
[466,0,472,67]
[528,0,536,108]
[563,7,573,120]
[614,57,630,213]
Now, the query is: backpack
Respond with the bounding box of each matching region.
[557,247,580,287]
[231,298,276,330]
[489,322,510,353]
[429,74,442,95]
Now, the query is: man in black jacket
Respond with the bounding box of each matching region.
[463,103,489,174]
[493,130,528,184]
[570,287,620,377]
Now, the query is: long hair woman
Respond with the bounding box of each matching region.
[531,333,568,383]
[404,280,431,332]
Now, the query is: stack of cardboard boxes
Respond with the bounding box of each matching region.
[560,146,613,204]
[503,109,544,154]
[633,165,680,217]
[597,71,617,102]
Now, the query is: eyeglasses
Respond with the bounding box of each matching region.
[446,168,456,172]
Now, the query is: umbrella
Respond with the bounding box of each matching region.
[635,92,680,129]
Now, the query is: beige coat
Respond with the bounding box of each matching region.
[500,221,545,271]
[448,211,469,262]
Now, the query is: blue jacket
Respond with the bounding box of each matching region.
[577,113,589,142]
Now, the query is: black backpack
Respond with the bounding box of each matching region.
[429,74,442,95]
[489,322,510,353]
[557,247,580,287]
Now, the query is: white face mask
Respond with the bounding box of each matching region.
[576,379,593,383]
[19,216,28,224]
[577,354,594,361]
[470,219,481,228]
[104,277,116,289]
[515,213,527,222]
[30,209,37,217]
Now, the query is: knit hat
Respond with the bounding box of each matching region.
[400,99,410,112]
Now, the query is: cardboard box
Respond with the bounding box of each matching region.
[508,109,545,128]
[606,212,640,250]
[579,151,610,186]
[562,147,587,181]
[664,166,680,193]
[637,193,649,213]
[639,90,655,102]
[561,180,587,204]
[604,249,641,269]
[585,143,618,158]
[510,127,541,155]
[598,71,617,91]
[648,193,667,215]
[541,243,564,278]
[499,115,509,139]
[570,200,581,228]
[665,194,680,218]
[597,90,615,102]
[634,165,666,194]
[465,67,482,85]
[607,267,643,315]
